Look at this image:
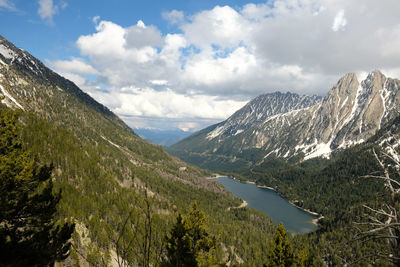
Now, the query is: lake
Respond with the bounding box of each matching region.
[216,177,318,234]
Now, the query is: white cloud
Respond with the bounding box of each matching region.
[47,58,98,75]
[48,0,400,129]
[183,46,257,89]
[162,10,184,25]
[92,15,100,24]
[0,0,16,11]
[96,87,247,130]
[58,72,86,87]
[125,21,163,48]
[182,6,250,49]
[332,9,347,31]
[241,3,271,20]
[77,21,126,58]
[37,0,58,24]
[151,80,168,86]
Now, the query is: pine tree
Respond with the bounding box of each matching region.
[164,201,220,267]
[265,223,294,267]
[0,108,74,266]
[164,214,197,266]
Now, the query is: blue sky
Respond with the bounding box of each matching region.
[1,0,400,131]
[1,0,267,62]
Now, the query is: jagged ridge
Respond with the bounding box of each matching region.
[169,71,400,171]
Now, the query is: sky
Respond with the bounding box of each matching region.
[1,0,400,131]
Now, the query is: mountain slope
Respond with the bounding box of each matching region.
[0,35,276,265]
[242,116,400,266]
[169,71,400,171]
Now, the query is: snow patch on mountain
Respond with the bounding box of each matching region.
[304,141,332,160]
[379,79,389,129]
[340,96,348,109]
[0,84,24,110]
[207,125,225,140]
[234,129,244,136]
[0,44,16,60]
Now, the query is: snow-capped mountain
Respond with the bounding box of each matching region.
[206,92,322,140]
[169,70,400,170]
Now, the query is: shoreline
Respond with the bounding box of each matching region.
[311,215,324,226]
[257,185,276,191]
[205,174,226,180]
[217,176,324,224]
[288,200,320,216]
[227,200,248,211]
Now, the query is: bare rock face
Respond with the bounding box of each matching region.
[205,92,322,140]
[169,70,400,169]
[297,70,400,158]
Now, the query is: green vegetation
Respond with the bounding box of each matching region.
[0,104,277,265]
[3,41,400,265]
[265,223,294,267]
[2,98,397,265]
[164,201,221,266]
[0,48,283,264]
[223,118,400,265]
[0,108,74,266]
[170,115,400,265]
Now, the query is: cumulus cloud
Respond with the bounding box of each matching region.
[47,58,98,75]
[182,6,250,49]
[125,20,163,48]
[48,0,400,130]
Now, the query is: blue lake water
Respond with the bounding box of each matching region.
[216,177,318,234]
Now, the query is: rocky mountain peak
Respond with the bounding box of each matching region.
[205,91,322,140]
[169,70,400,171]
[0,35,44,76]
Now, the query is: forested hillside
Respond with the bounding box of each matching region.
[231,116,400,265]
[0,35,282,266]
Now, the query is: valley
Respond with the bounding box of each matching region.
[0,36,279,266]
[1,1,400,265]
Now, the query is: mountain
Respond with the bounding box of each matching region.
[0,35,276,265]
[238,115,400,265]
[204,92,322,139]
[169,71,400,172]
[134,128,192,147]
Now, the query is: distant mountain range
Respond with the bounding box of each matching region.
[168,70,400,171]
[134,128,192,147]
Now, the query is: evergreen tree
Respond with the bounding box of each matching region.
[295,246,310,267]
[164,201,220,267]
[164,214,196,266]
[265,223,294,267]
[0,108,74,266]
